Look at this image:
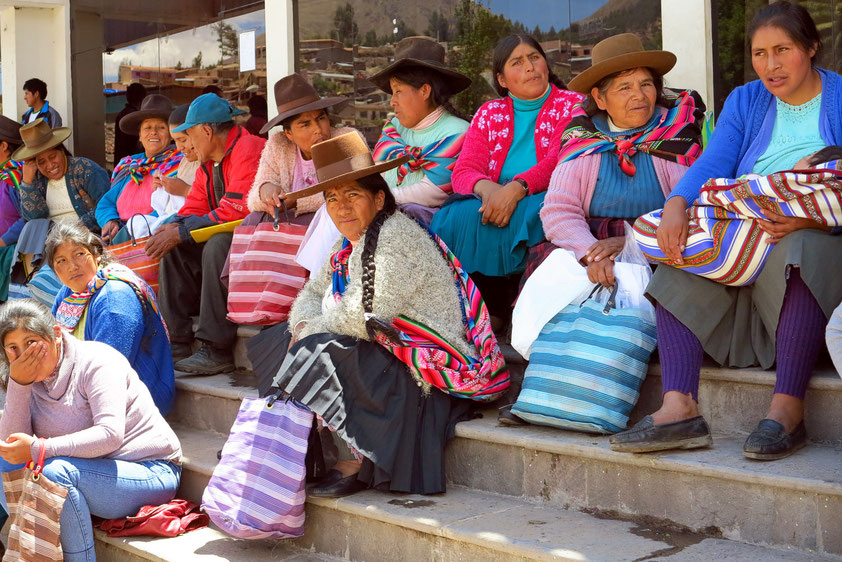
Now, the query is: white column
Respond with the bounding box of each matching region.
[0,1,73,149]
[264,0,296,122]
[661,0,714,115]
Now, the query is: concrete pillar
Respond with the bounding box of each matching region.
[661,0,715,116]
[264,0,296,122]
[69,3,104,164]
[0,1,73,151]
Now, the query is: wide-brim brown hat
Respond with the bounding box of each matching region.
[368,36,471,96]
[286,132,410,202]
[11,119,72,161]
[119,94,175,135]
[261,73,347,135]
[0,115,22,147]
[567,33,676,94]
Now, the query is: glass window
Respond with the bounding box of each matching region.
[294,0,661,146]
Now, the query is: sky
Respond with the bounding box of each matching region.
[101,10,266,83]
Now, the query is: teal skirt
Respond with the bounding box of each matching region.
[430,192,547,276]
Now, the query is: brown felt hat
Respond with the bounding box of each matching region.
[11,119,72,161]
[0,115,22,147]
[119,94,175,135]
[285,132,410,202]
[260,73,347,135]
[368,36,471,96]
[567,33,676,95]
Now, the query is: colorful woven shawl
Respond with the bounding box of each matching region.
[111,146,183,186]
[55,263,168,335]
[557,89,704,176]
[633,161,842,286]
[328,227,510,401]
[330,238,353,302]
[0,160,22,189]
[372,122,466,189]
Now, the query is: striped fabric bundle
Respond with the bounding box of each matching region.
[111,147,182,185]
[634,162,842,286]
[372,123,466,189]
[202,396,312,539]
[512,288,657,434]
[0,159,23,188]
[226,217,309,325]
[3,456,69,560]
[371,231,510,401]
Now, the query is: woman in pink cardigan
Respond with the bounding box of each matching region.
[430,35,581,324]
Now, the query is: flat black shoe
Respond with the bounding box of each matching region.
[306,469,342,490]
[175,343,234,375]
[308,473,368,498]
[743,419,806,461]
[609,415,713,453]
[498,405,526,426]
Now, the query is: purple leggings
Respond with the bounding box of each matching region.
[658,268,826,400]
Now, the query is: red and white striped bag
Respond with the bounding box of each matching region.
[226,213,309,325]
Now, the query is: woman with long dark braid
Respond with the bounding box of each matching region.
[247,133,509,498]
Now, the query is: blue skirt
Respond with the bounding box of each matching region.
[430,192,547,276]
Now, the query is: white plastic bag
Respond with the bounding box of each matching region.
[511,249,595,360]
[295,203,341,275]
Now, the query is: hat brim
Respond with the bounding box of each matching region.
[368,59,472,96]
[260,96,348,135]
[119,109,173,135]
[567,51,677,94]
[11,127,72,161]
[286,154,411,202]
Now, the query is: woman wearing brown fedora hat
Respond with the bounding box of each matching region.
[96,94,183,245]
[430,34,582,328]
[13,118,110,306]
[245,132,509,499]
[368,36,471,225]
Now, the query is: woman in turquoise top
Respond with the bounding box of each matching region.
[430,35,582,325]
[611,2,842,461]
[369,36,471,225]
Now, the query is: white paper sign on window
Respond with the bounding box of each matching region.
[239,30,256,72]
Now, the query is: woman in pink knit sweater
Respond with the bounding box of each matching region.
[430,35,582,325]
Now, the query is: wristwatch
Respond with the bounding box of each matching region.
[514,178,529,193]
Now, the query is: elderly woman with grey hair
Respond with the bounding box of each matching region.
[0,299,181,561]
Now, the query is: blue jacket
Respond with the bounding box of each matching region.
[52,280,175,416]
[21,101,62,128]
[669,68,842,205]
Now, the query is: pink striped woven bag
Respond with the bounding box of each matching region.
[226,213,309,325]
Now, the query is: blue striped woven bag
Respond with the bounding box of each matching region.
[512,285,657,434]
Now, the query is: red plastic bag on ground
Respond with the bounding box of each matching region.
[98,499,209,538]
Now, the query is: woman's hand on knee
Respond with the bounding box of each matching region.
[479,182,524,227]
[656,197,689,265]
[0,433,34,464]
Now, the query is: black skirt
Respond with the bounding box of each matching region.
[247,324,473,495]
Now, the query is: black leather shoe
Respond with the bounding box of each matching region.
[609,415,713,453]
[743,419,806,460]
[498,405,526,426]
[171,342,193,363]
[175,343,234,375]
[308,473,368,498]
[306,469,342,490]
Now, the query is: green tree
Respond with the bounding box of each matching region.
[394,19,417,41]
[213,21,239,60]
[450,0,514,116]
[175,60,183,70]
[331,2,359,47]
[426,10,450,42]
[191,51,203,69]
[363,29,378,46]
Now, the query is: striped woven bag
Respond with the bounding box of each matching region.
[512,285,657,434]
[633,162,842,286]
[226,213,309,325]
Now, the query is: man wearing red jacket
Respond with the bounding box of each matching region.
[146,93,266,373]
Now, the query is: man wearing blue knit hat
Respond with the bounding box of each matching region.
[146,93,266,374]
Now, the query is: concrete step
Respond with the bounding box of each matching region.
[172,425,828,562]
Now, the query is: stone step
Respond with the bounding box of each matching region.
[171,425,828,562]
[168,361,842,444]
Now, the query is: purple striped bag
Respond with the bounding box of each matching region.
[201,394,313,539]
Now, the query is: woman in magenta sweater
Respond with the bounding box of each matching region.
[430,35,581,324]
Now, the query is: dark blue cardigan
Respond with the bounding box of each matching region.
[52,280,175,416]
[669,68,842,205]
